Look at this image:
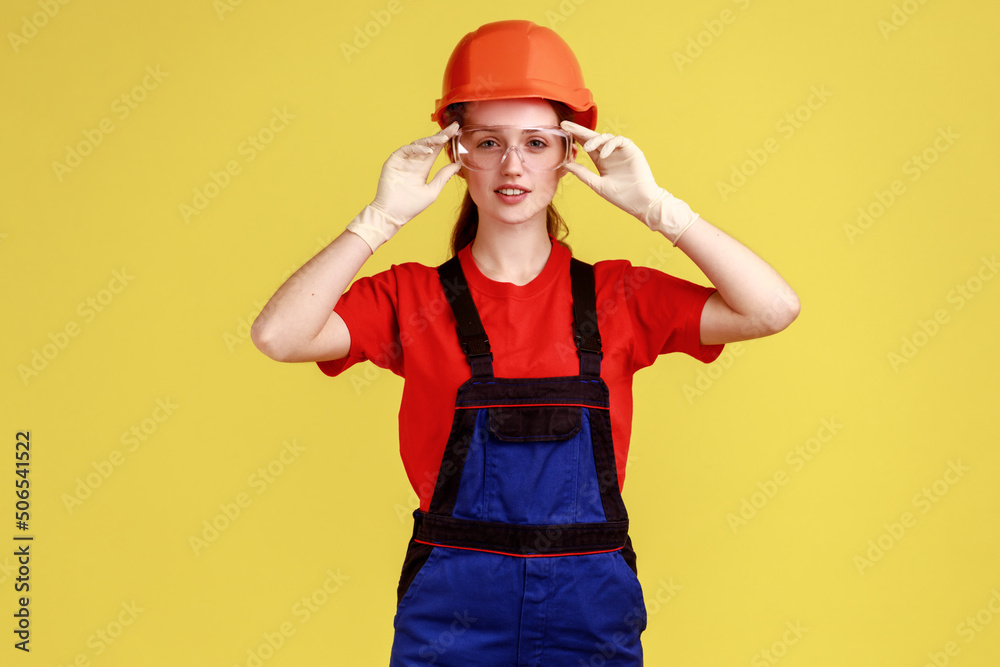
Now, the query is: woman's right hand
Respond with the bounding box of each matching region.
[347,123,462,253]
[375,122,462,223]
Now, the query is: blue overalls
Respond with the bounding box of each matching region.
[389,257,647,666]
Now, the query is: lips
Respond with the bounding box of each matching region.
[494,184,531,204]
[495,184,531,195]
[494,186,530,204]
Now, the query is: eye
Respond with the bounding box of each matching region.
[477,138,500,149]
[526,138,548,149]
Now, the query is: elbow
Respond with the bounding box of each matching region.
[250,317,293,362]
[762,289,801,336]
[251,312,350,364]
[741,290,800,339]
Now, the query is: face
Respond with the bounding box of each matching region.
[457,98,573,231]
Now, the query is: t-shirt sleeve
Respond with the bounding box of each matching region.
[315,267,404,378]
[620,263,724,371]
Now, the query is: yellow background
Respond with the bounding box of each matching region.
[3,0,999,664]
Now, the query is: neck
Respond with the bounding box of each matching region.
[470,219,552,286]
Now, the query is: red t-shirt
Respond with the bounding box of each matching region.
[317,239,723,511]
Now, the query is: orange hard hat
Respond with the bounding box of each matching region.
[432,20,597,130]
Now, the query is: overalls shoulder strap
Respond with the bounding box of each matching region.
[437,255,603,377]
[569,257,602,377]
[437,256,494,377]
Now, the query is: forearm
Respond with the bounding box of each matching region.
[673,217,800,343]
[558,121,800,342]
[250,229,372,360]
[250,125,458,362]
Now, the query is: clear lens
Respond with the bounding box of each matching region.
[453,126,571,171]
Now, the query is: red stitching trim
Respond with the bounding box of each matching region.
[455,402,609,410]
[414,539,623,558]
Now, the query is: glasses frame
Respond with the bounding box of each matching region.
[451,125,574,172]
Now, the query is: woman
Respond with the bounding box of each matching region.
[252,19,799,666]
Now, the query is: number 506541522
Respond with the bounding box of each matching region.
[15,431,30,530]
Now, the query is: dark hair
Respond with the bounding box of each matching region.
[444,100,575,257]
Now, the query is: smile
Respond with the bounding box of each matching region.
[496,188,528,195]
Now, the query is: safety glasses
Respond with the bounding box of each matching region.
[452,125,573,171]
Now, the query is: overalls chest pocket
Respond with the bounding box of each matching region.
[453,403,606,526]
[487,405,582,442]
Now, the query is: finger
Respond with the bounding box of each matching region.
[562,162,601,191]
[582,133,616,154]
[414,122,459,148]
[409,126,457,167]
[427,161,461,192]
[431,122,458,159]
[599,135,632,160]
[396,143,435,159]
[560,120,600,143]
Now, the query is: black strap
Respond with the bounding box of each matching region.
[570,258,602,377]
[427,407,479,516]
[437,256,493,377]
[438,255,603,377]
[588,406,627,521]
[413,510,629,556]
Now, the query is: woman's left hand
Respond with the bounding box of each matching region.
[560,120,699,244]
[560,121,662,218]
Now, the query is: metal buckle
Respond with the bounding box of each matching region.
[574,333,602,356]
[459,334,492,358]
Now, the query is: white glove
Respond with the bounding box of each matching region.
[346,123,461,252]
[560,121,700,246]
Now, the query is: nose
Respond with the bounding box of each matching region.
[500,145,524,174]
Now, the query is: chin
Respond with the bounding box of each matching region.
[492,209,548,229]
[481,198,550,227]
